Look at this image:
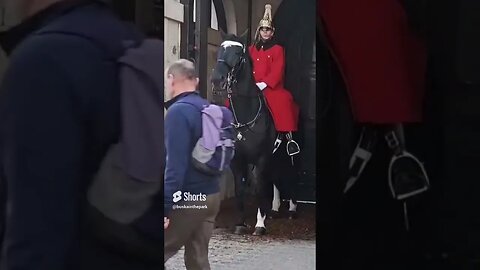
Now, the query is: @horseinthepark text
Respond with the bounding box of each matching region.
[172,191,208,210]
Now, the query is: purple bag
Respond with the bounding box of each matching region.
[179,100,235,176]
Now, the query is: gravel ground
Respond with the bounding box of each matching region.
[165,229,316,270]
[214,198,316,240]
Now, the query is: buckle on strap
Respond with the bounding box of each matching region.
[285,132,293,141]
[385,125,408,156]
[385,131,400,150]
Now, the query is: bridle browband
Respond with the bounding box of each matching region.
[217,40,263,130]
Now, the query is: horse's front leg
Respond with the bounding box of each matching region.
[231,158,248,235]
[269,158,282,219]
[268,143,282,219]
[252,156,274,236]
[285,159,299,220]
[270,184,282,219]
[274,149,300,220]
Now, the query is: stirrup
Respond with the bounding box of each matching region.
[272,134,282,154]
[385,126,430,201]
[286,132,300,156]
[384,125,430,231]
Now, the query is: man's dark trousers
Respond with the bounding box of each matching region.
[164,192,221,270]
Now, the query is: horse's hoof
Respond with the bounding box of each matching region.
[252,227,266,236]
[268,210,281,219]
[288,211,297,220]
[234,225,248,235]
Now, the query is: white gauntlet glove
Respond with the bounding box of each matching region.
[256,82,267,91]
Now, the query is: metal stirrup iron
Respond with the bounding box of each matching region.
[286,132,300,156]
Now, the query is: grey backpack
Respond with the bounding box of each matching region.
[85,39,165,262]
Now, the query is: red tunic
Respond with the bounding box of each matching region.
[319,0,427,123]
[249,44,299,132]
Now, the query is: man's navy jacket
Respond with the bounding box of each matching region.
[163,92,220,217]
[0,1,161,269]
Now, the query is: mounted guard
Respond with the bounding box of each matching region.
[250,4,300,156]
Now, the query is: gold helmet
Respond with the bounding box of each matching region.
[255,4,274,42]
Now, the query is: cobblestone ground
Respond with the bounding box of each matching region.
[165,229,316,270]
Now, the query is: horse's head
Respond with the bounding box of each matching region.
[211,29,249,92]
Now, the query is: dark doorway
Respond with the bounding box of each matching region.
[111,0,136,22]
[273,0,317,202]
[110,0,163,38]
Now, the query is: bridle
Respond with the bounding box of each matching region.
[216,40,263,131]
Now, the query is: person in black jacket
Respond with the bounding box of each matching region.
[0,1,161,269]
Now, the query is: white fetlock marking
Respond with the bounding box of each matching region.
[255,208,266,228]
[272,185,281,211]
[289,199,297,212]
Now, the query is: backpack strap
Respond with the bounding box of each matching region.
[117,40,165,182]
[176,94,208,110]
[175,95,210,150]
[175,100,203,131]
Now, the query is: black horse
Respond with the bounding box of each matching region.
[211,31,298,236]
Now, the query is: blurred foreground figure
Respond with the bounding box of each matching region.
[0,0,165,269]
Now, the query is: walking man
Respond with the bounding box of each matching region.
[164,59,222,269]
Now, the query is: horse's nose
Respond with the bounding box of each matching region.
[211,73,225,87]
